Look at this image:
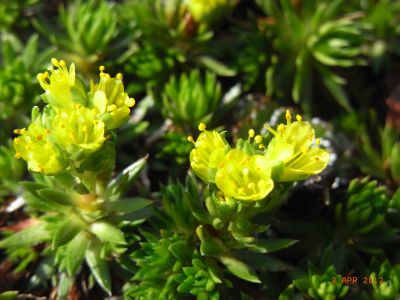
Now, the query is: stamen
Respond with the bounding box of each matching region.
[116,73,123,80]
[126,98,135,107]
[277,124,285,132]
[286,110,292,124]
[107,104,117,112]
[13,128,25,134]
[255,135,262,144]
[51,58,59,67]
[266,126,278,136]
[187,136,195,144]
[198,123,206,132]
[99,65,105,72]
[315,138,320,145]
[248,129,255,138]
[296,114,302,121]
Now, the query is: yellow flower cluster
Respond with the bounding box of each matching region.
[186,0,237,24]
[189,111,329,201]
[14,59,135,174]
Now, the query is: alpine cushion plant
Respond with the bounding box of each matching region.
[124,113,329,298]
[256,0,367,114]
[1,59,151,296]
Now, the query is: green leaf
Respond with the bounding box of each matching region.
[106,156,147,199]
[0,291,18,300]
[246,239,298,253]
[168,240,192,261]
[0,222,50,248]
[90,221,126,245]
[198,56,237,77]
[196,225,228,256]
[21,181,47,195]
[53,216,85,248]
[104,197,152,214]
[58,273,73,300]
[85,241,112,295]
[219,256,261,283]
[317,65,352,112]
[37,188,73,206]
[66,232,90,276]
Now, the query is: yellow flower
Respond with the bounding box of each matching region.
[90,67,135,130]
[187,0,236,24]
[189,123,228,183]
[265,111,329,181]
[37,58,84,109]
[52,105,106,155]
[13,122,67,174]
[215,149,274,201]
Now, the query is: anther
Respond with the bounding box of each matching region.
[277,124,285,132]
[99,65,105,72]
[286,110,292,124]
[116,73,123,80]
[248,129,255,138]
[296,114,302,121]
[126,98,135,107]
[107,104,117,112]
[316,138,320,145]
[255,135,262,144]
[51,58,59,67]
[198,123,206,131]
[59,60,66,67]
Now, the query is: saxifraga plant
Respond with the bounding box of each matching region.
[0,59,152,297]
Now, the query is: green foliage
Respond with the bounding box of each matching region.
[162,70,222,130]
[0,0,39,30]
[257,0,366,113]
[0,0,400,299]
[342,111,400,185]
[370,260,400,300]
[34,0,123,72]
[118,0,235,93]
[0,33,54,132]
[0,144,24,197]
[288,265,349,300]
[362,0,400,71]
[336,177,390,236]
[0,291,18,300]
